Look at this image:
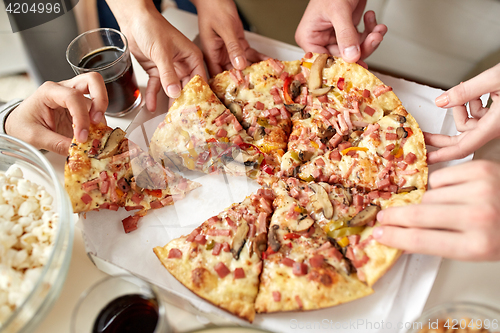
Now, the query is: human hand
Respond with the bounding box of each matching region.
[106,0,206,111]
[425,63,500,164]
[192,0,267,77]
[5,73,108,155]
[373,160,500,261]
[295,0,387,64]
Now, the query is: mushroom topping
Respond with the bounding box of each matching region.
[289,80,302,100]
[253,126,266,141]
[396,127,408,139]
[96,128,126,159]
[228,102,244,122]
[325,57,335,68]
[347,204,381,227]
[268,224,281,253]
[397,186,417,194]
[308,183,334,220]
[284,103,305,113]
[308,54,329,91]
[231,220,249,260]
[309,86,332,97]
[252,232,267,259]
[293,214,315,232]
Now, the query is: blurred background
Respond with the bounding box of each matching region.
[1,0,500,104]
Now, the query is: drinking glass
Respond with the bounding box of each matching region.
[66,28,142,117]
[71,274,170,333]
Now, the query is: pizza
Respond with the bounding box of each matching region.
[64,122,200,233]
[149,75,264,178]
[153,189,275,322]
[140,52,427,321]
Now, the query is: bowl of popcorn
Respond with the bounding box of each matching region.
[0,134,73,332]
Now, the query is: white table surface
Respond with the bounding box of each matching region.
[33,7,500,333]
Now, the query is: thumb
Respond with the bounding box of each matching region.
[154,50,182,99]
[329,2,361,63]
[435,63,500,108]
[220,29,247,71]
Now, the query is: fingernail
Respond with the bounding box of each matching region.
[92,112,103,124]
[435,93,449,107]
[372,227,383,239]
[234,56,245,69]
[167,84,181,99]
[343,45,360,61]
[371,40,380,49]
[78,129,88,143]
[376,211,384,222]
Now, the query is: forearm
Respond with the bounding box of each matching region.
[105,0,158,23]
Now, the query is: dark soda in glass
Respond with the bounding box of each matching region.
[78,46,141,116]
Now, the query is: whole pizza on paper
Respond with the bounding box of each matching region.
[65,53,427,322]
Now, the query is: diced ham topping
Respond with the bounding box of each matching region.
[233,119,243,132]
[109,178,118,203]
[380,191,392,199]
[168,248,182,259]
[214,262,231,278]
[81,193,92,205]
[222,242,231,252]
[99,171,108,180]
[386,133,398,140]
[186,228,201,242]
[292,262,308,276]
[100,180,110,194]
[373,84,393,97]
[206,229,231,237]
[344,160,358,179]
[397,161,408,170]
[337,77,345,90]
[317,95,328,103]
[272,291,281,302]
[338,141,352,151]
[279,257,295,267]
[368,190,380,200]
[376,178,391,189]
[315,158,325,166]
[348,235,360,246]
[270,107,281,116]
[364,106,376,117]
[122,215,140,233]
[150,200,162,209]
[363,89,371,98]
[304,52,313,59]
[364,123,380,136]
[399,168,419,175]
[337,113,349,134]
[295,295,303,309]
[260,198,273,214]
[330,149,342,161]
[234,267,245,279]
[257,212,268,234]
[269,58,285,75]
[125,205,144,211]
[131,192,144,205]
[309,254,324,268]
[216,128,228,138]
[212,242,222,255]
[353,194,364,209]
[343,109,353,130]
[257,188,274,200]
[404,152,417,164]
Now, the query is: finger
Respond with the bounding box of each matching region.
[359,31,384,60]
[469,98,488,119]
[435,63,500,108]
[244,45,269,64]
[423,131,459,148]
[35,126,73,155]
[452,104,479,132]
[146,76,161,112]
[329,1,362,62]
[39,82,91,143]
[377,204,470,231]
[62,72,108,124]
[372,225,468,259]
[427,160,498,189]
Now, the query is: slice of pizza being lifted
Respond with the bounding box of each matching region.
[153,188,275,322]
[149,75,264,178]
[64,122,200,233]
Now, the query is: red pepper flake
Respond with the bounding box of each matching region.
[283,233,301,240]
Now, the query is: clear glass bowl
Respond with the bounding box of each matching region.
[0,134,74,333]
[407,302,500,333]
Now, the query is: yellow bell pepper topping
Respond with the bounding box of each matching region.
[310,141,319,149]
[341,146,369,155]
[337,236,350,247]
[301,61,313,69]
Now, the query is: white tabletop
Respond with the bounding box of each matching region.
[34,7,500,333]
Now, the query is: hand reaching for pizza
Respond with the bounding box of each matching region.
[425,63,500,164]
[105,0,206,111]
[374,160,500,261]
[295,0,387,64]
[191,0,268,77]
[4,73,108,155]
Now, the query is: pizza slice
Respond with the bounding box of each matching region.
[153,188,275,322]
[150,75,264,177]
[65,122,200,232]
[254,179,373,313]
[298,107,428,194]
[210,58,303,177]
